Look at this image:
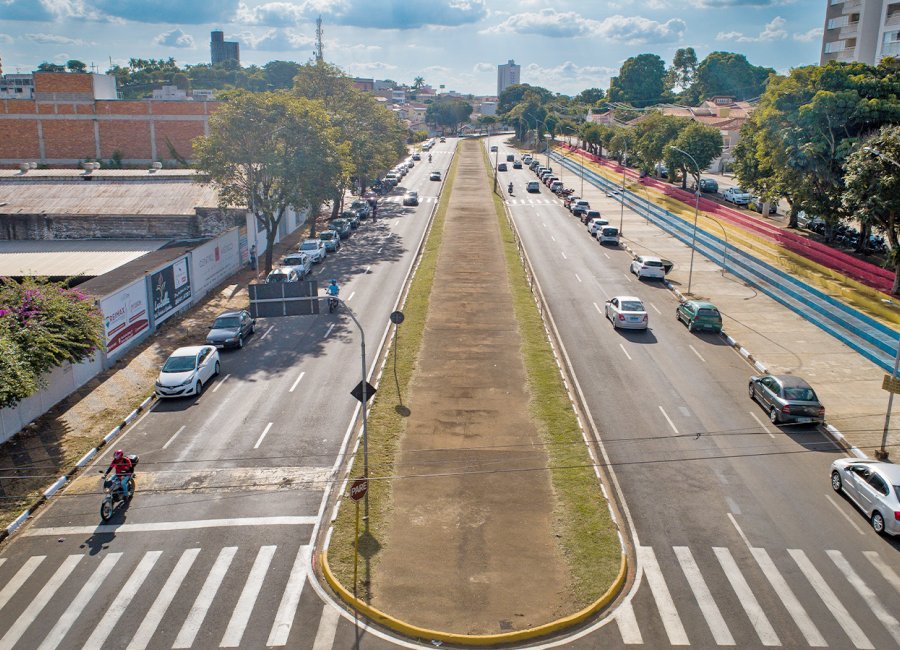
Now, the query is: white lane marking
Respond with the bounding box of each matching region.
[561,251,568,260]
[393,219,399,227]
[749,411,776,439]
[638,546,689,645]
[377,247,382,254]
[173,547,238,649]
[83,551,161,650]
[574,273,582,283]
[0,559,4,570]
[0,555,44,612]
[220,545,278,647]
[551,235,557,242]
[0,555,82,649]
[829,549,900,645]
[714,547,780,646]
[594,302,603,315]
[619,343,632,361]
[789,549,872,649]
[689,345,706,363]
[347,291,355,302]
[542,222,547,228]
[615,601,643,644]
[254,422,273,449]
[261,325,274,340]
[725,496,742,515]
[751,547,825,647]
[267,545,311,646]
[311,603,341,650]
[624,273,633,282]
[727,512,753,548]
[24,516,317,536]
[162,425,186,450]
[658,406,679,434]
[365,265,371,273]
[212,374,230,393]
[649,302,661,314]
[825,494,865,535]
[324,324,335,338]
[674,546,734,646]
[289,371,306,393]
[38,553,122,650]
[863,551,900,595]
[604,252,610,259]
[127,548,200,650]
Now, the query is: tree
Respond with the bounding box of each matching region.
[0,278,104,409]
[194,91,346,274]
[412,76,425,90]
[66,60,87,73]
[694,52,773,101]
[843,125,900,292]
[670,48,698,90]
[665,122,724,188]
[36,62,65,72]
[632,112,691,172]
[575,87,605,105]
[263,61,301,90]
[608,54,667,106]
[497,83,552,115]
[426,98,473,134]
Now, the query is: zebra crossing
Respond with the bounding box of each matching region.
[382,195,438,204]
[0,543,341,649]
[617,544,900,647]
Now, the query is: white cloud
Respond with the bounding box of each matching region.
[716,16,787,42]
[523,61,617,93]
[473,62,494,73]
[25,32,91,45]
[690,0,793,7]
[236,29,315,51]
[238,0,487,29]
[154,28,194,48]
[0,33,13,45]
[793,26,823,42]
[235,1,304,26]
[347,61,399,73]
[486,9,686,44]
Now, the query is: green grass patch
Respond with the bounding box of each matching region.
[326,153,459,599]
[481,147,622,608]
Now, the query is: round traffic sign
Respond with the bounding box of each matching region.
[390,310,405,325]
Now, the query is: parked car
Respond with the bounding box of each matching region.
[281,252,312,279]
[526,181,541,193]
[430,171,442,181]
[411,152,421,161]
[498,163,508,172]
[831,459,900,536]
[440,136,446,142]
[523,155,533,164]
[319,229,341,252]
[329,218,351,239]
[723,187,752,205]
[340,210,360,229]
[490,145,498,152]
[676,300,722,333]
[544,175,559,188]
[564,195,581,209]
[266,267,300,283]
[550,180,564,193]
[206,310,255,350]
[605,296,649,330]
[581,209,601,225]
[350,200,371,219]
[696,178,719,193]
[749,196,778,214]
[748,374,825,425]
[403,191,419,206]
[598,226,620,245]
[571,200,591,217]
[588,216,610,236]
[299,238,327,263]
[155,345,220,398]
[630,255,666,280]
[513,160,523,169]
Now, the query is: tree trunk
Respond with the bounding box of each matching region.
[264,228,277,276]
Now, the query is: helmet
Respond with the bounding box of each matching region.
[330,279,337,285]
[113,450,124,460]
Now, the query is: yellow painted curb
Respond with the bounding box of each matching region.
[320,551,627,646]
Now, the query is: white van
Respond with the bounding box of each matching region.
[598,226,620,245]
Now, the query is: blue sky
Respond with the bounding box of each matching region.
[0,0,825,96]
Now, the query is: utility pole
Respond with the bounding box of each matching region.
[315,16,324,63]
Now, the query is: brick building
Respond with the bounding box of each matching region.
[0,72,220,168]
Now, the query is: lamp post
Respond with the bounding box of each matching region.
[865,146,900,460]
[618,142,629,236]
[669,145,702,295]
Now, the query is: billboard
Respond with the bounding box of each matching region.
[150,256,192,325]
[100,277,150,359]
[191,230,240,298]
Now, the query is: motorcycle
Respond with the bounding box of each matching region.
[508,183,514,195]
[100,454,138,521]
[560,188,575,196]
[328,296,339,313]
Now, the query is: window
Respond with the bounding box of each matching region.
[867,473,889,496]
[824,40,846,53]
[827,16,849,29]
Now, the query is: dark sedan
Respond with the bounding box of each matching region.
[206,310,255,349]
[329,218,352,239]
[749,374,825,425]
[319,229,341,252]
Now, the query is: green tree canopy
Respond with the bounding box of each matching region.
[497,83,553,115]
[36,62,65,72]
[575,87,605,105]
[632,112,692,171]
[426,98,474,134]
[608,54,667,106]
[694,52,773,101]
[66,60,87,73]
[263,61,301,90]
[665,122,724,188]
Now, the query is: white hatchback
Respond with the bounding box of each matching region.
[588,217,610,236]
[630,255,666,280]
[299,238,326,263]
[605,296,648,330]
[155,345,220,398]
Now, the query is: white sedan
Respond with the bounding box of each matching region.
[630,255,666,280]
[298,238,326,263]
[831,459,900,536]
[605,296,649,330]
[155,345,220,398]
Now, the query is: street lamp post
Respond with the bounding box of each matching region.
[865,146,900,460]
[669,145,702,295]
[619,143,628,237]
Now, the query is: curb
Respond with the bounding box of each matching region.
[320,551,627,647]
[0,393,156,543]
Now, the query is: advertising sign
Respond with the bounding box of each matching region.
[150,256,192,325]
[100,277,150,359]
[191,230,240,298]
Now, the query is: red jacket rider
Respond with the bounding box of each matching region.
[105,450,134,498]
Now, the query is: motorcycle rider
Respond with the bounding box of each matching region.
[326,279,340,310]
[428,154,432,163]
[104,450,133,500]
[508,182,514,194]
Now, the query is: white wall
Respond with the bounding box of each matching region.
[190,228,240,298]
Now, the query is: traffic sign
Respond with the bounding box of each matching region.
[349,477,368,501]
[390,310,405,325]
[882,374,900,394]
[351,380,376,403]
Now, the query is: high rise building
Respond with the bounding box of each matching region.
[497,59,520,96]
[210,30,240,66]
[820,0,900,65]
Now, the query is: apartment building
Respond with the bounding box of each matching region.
[821,0,900,64]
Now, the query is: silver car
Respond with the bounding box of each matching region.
[299,238,326,263]
[605,295,648,330]
[831,459,900,535]
[748,374,825,425]
[155,345,220,398]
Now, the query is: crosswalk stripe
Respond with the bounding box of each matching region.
[862,551,900,596]
[615,601,643,644]
[0,554,82,649]
[751,547,826,647]
[828,550,900,646]
[789,549,872,649]
[674,546,734,645]
[82,551,161,650]
[0,555,44,613]
[126,548,200,650]
[267,545,310,646]
[713,547,780,646]
[638,545,689,645]
[173,546,238,649]
[37,553,122,650]
[0,559,5,570]
[220,545,277,647]
[312,605,341,650]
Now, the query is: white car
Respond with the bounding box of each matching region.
[281,252,312,280]
[631,255,666,280]
[266,267,300,283]
[723,187,751,205]
[831,459,900,536]
[605,296,649,330]
[299,238,326,263]
[588,217,610,236]
[155,345,220,398]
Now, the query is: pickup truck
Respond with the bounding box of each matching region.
[723,187,751,205]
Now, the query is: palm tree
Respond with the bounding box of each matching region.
[412,76,425,90]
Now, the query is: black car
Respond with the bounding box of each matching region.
[513,160,523,169]
[340,210,360,229]
[206,310,255,349]
[349,200,371,219]
[329,218,352,239]
[497,163,508,172]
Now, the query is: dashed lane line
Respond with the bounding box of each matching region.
[254,422,273,449]
[212,374,230,393]
[162,425,185,450]
[289,371,305,393]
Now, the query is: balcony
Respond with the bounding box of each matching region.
[839,22,861,38]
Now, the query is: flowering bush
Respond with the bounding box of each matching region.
[0,278,104,409]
